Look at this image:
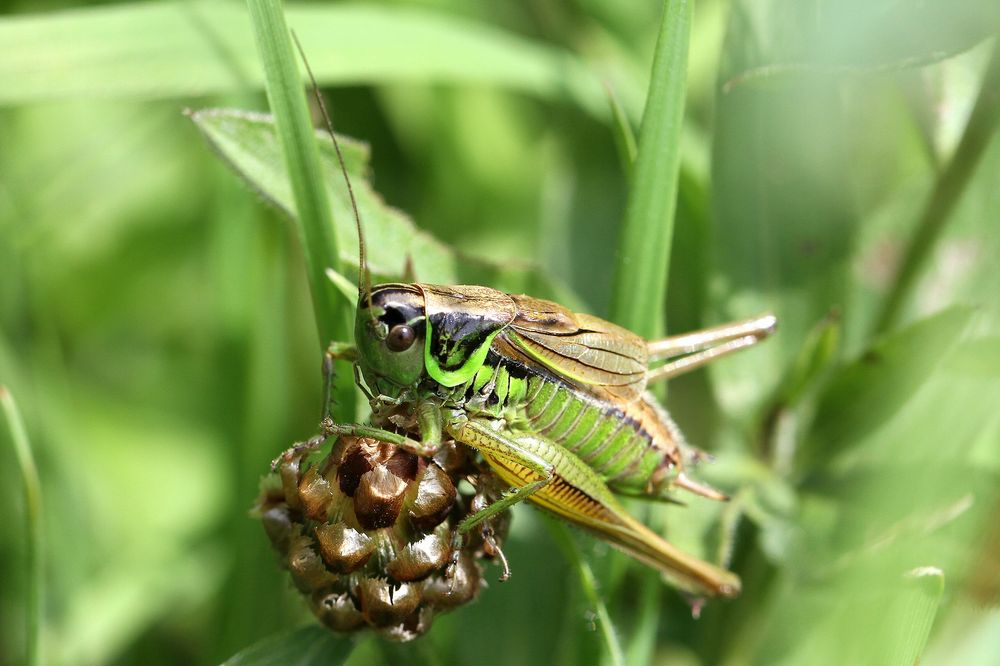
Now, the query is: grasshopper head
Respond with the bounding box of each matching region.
[355,284,427,390]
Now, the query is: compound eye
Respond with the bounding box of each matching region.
[386,324,416,352]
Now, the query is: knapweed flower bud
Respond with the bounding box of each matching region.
[255,434,510,642]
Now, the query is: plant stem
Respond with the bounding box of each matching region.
[875,44,1000,334]
[609,0,692,339]
[245,0,349,348]
[625,575,661,666]
[606,0,692,655]
[246,0,354,418]
[1,387,43,666]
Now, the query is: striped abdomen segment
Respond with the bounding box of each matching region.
[521,375,681,492]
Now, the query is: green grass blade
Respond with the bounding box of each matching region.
[609,0,692,338]
[0,1,606,117]
[875,45,1000,334]
[624,576,660,666]
[246,0,345,351]
[884,568,945,666]
[606,83,638,181]
[807,306,975,470]
[771,312,842,409]
[603,0,693,656]
[547,520,624,666]
[0,387,43,666]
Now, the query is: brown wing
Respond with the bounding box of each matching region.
[497,294,649,402]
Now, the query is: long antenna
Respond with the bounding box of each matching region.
[291,31,372,309]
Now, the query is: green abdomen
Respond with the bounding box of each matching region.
[464,354,667,491]
[521,377,663,490]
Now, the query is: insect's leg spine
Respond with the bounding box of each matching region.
[321,350,336,421]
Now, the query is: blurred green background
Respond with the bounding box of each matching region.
[2,1,999,664]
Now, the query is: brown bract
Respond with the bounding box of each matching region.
[255,434,510,641]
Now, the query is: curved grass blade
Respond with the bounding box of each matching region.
[722,0,1000,92]
[0,1,607,117]
[1,387,43,666]
[875,45,1000,334]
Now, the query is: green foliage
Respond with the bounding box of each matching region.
[246,0,345,351]
[1,388,43,666]
[0,1,608,115]
[189,109,567,297]
[1,1,999,665]
[720,0,1000,86]
[222,625,352,666]
[609,0,691,339]
[808,306,975,463]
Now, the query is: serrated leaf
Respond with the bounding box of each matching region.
[223,626,353,666]
[189,108,570,299]
[805,306,976,467]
